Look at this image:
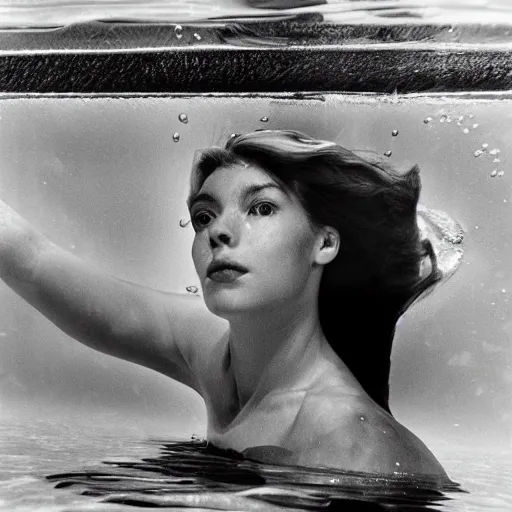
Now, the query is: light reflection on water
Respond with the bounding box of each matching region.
[1,410,511,511]
[1,0,512,29]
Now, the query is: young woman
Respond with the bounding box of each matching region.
[0,129,462,478]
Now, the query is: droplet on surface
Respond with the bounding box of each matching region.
[178,113,188,124]
[193,33,202,41]
[173,132,180,142]
[179,218,190,228]
[186,286,198,294]
[174,25,183,39]
[489,148,501,155]
[491,170,498,177]
[392,129,399,136]
[474,149,484,157]
[423,117,433,124]
[260,116,269,123]
[384,150,392,157]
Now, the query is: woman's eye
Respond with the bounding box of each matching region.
[251,202,276,216]
[192,212,212,228]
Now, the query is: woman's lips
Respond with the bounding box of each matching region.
[208,269,247,283]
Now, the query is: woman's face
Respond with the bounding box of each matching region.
[189,162,325,319]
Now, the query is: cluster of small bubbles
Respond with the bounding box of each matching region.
[423,116,433,124]
[179,218,190,228]
[174,25,183,39]
[193,33,202,41]
[178,113,188,123]
[392,129,399,136]
[186,286,199,294]
[489,148,501,155]
[384,150,392,157]
[493,158,500,164]
[173,133,180,142]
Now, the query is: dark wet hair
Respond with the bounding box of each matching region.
[188,130,441,414]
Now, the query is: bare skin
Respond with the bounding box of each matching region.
[0,162,448,478]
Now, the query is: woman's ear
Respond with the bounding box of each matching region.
[314,227,340,266]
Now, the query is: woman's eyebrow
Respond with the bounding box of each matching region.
[187,182,287,210]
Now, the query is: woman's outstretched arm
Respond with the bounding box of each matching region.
[0,198,226,391]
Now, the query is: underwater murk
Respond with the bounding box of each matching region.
[1,1,512,511]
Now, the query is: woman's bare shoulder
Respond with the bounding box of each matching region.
[159,292,229,380]
[290,392,448,478]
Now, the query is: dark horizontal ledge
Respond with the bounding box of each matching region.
[1,47,512,93]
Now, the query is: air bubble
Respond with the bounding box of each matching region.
[489,148,501,155]
[502,289,507,293]
[473,123,479,129]
[360,416,365,421]
[469,114,474,119]
[424,117,433,124]
[179,113,188,123]
[230,133,240,139]
[491,170,498,177]
[447,117,452,123]
[448,27,454,33]
[493,158,500,164]
[498,171,505,177]
[458,116,464,122]
[186,286,198,294]
[193,33,202,41]
[392,129,399,136]
[463,128,469,134]
[384,150,392,157]
[440,115,447,123]
[482,143,489,149]
[474,149,484,157]
[179,218,190,228]
[174,25,183,39]
[260,116,269,122]
[173,133,180,142]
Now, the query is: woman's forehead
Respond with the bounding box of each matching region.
[200,162,281,192]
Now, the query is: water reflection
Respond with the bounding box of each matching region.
[46,439,466,511]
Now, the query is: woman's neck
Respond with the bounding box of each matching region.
[225,300,357,412]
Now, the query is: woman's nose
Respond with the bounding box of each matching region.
[208,214,238,248]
